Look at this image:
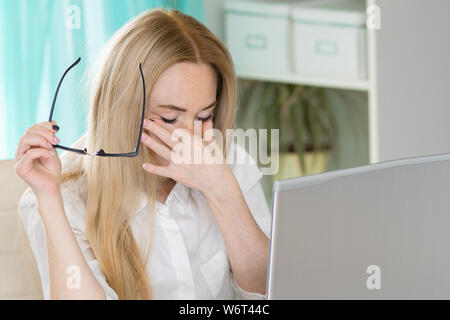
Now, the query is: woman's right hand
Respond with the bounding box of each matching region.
[15,121,62,199]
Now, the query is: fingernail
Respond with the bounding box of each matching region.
[144,119,150,126]
[54,137,60,144]
[143,164,150,170]
[52,125,60,131]
[47,142,53,149]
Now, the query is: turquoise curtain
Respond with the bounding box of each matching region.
[0,0,204,159]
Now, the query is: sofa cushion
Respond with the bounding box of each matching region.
[0,160,43,299]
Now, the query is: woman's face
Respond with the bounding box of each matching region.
[146,62,218,165]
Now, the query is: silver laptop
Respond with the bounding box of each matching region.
[267,153,450,299]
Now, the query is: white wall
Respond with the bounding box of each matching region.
[203,0,225,41]
[374,0,450,161]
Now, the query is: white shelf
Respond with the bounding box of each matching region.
[236,69,371,92]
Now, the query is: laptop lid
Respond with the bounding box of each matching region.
[267,153,450,299]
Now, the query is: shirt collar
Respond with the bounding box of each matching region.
[134,182,190,216]
[167,182,190,208]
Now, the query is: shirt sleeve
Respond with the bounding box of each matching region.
[229,144,272,300]
[18,182,119,300]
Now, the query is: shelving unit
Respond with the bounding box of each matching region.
[236,69,370,92]
[205,0,450,169]
[210,0,374,172]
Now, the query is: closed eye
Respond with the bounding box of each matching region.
[160,114,214,124]
[196,114,214,122]
[160,116,177,124]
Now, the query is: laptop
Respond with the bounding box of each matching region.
[267,152,450,299]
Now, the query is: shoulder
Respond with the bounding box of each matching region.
[228,143,263,194]
[18,176,87,234]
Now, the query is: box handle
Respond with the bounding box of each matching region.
[314,40,338,56]
[245,34,267,50]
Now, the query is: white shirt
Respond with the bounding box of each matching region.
[18,144,272,300]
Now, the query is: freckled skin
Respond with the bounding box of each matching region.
[145,62,218,201]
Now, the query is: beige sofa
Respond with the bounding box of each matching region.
[0,159,43,299]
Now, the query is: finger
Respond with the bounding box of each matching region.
[141,132,172,160]
[143,119,177,148]
[202,118,214,140]
[16,134,53,160]
[149,118,182,146]
[15,148,55,177]
[150,117,180,136]
[27,125,60,146]
[142,163,173,179]
[39,121,60,133]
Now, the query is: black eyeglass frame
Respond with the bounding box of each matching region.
[48,57,146,158]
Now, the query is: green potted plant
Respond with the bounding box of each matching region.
[236,79,337,180]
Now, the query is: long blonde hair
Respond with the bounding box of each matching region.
[61,8,236,299]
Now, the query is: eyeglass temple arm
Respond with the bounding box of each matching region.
[54,144,89,155]
[49,57,81,122]
[134,63,146,153]
[91,63,146,157]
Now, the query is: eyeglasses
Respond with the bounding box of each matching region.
[49,57,146,157]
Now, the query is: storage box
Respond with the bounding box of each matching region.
[225,0,292,73]
[292,0,367,79]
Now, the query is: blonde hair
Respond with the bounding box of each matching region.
[61,8,236,299]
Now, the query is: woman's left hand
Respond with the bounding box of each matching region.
[141,118,238,199]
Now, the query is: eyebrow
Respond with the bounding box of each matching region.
[157,101,217,112]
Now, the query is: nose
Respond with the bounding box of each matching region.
[183,119,194,134]
[180,117,203,136]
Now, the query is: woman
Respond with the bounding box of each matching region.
[16,8,271,300]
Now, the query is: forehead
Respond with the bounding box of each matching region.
[150,62,218,109]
